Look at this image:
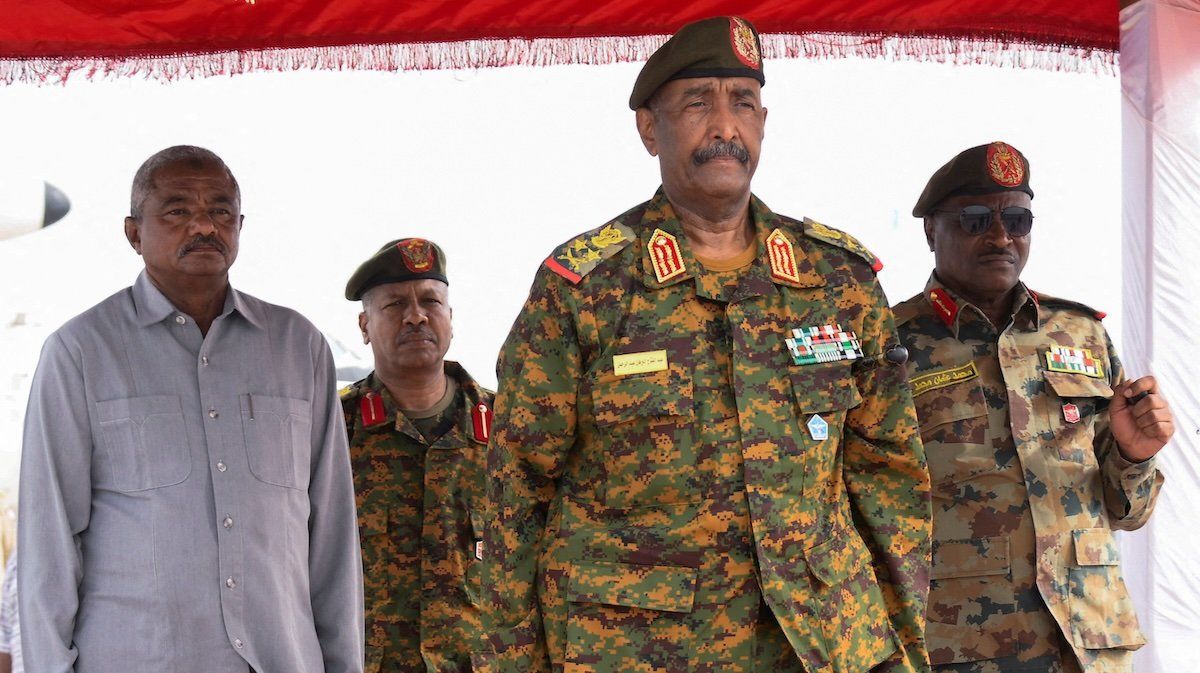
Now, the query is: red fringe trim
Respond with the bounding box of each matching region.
[0,33,1116,85]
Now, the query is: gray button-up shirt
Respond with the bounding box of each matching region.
[18,272,364,673]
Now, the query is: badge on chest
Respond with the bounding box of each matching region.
[785,324,863,365]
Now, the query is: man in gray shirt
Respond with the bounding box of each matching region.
[18,146,364,673]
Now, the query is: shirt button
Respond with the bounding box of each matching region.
[175,315,186,325]
[225,576,237,589]
[208,409,219,419]
[233,638,244,649]
[201,356,209,366]
[216,461,227,472]
[223,516,234,529]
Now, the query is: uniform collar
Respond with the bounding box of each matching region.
[638,188,824,293]
[132,270,264,330]
[922,274,1040,339]
[361,361,490,446]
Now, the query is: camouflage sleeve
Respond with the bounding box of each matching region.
[480,266,580,672]
[1094,330,1164,529]
[842,277,932,673]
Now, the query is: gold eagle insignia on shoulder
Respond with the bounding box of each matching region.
[802,218,884,273]
[544,222,636,284]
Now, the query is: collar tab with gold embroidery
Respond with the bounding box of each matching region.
[648,228,687,283]
[928,288,960,328]
[766,229,800,284]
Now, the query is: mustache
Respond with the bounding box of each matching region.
[397,326,436,341]
[980,246,1015,260]
[692,140,750,165]
[180,235,226,256]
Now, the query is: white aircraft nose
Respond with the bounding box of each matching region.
[0,177,72,240]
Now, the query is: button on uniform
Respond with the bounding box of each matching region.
[216,461,227,472]
[223,516,234,529]
[201,355,209,366]
[225,576,237,589]
[234,638,244,649]
[175,315,186,325]
[208,409,219,419]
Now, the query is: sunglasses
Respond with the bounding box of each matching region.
[931,205,1034,237]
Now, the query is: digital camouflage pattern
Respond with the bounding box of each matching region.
[481,189,932,673]
[893,276,1163,673]
[341,361,494,673]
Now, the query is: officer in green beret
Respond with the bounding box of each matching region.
[482,15,931,673]
[341,238,494,672]
[892,142,1174,673]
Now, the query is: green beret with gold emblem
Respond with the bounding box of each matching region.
[913,141,1035,217]
[629,16,766,110]
[345,238,448,300]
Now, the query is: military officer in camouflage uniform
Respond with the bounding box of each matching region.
[482,16,931,673]
[892,142,1175,673]
[341,238,495,673]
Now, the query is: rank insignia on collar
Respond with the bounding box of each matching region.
[360,391,387,427]
[1045,345,1105,379]
[807,414,829,441]
[471,402,493,443]
[648,228,686,283]
[785,324,863,365]
[928,288,960,327]
[766,229,801,283]
[1062,403,1081,424]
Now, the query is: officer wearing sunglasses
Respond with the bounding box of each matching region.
[892,142,1175,673]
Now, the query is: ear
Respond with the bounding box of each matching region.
[358,311,370,345]
[124,217,142,254]
[238,214,245,231]
[635,107,658,157]
[923,217,935,252]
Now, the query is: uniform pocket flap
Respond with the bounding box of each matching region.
[97,394,183,421]
[931,537,1010,579]
[1044,371,1113,399]
[568,560,697,613]
[590,366,694,426]
[789,363,863,414]
[805,530,871,585]
[1073,528,1119,566]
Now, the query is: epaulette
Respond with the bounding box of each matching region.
[543,221,637,285]
[801,218,884,273]
[1029,290,1107,321]
[890,295,923,327]
[338,383,358,401]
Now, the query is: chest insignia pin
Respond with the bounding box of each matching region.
[807,414,829,441]
[1062,403,1081,424]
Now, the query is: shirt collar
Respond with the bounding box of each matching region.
[131,271,265,330]
[637,188,823,292]
[922,273,1040,339]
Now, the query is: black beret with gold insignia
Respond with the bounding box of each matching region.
[629,16,765,110]
[345,238,448,301]
[912,141,1035,217]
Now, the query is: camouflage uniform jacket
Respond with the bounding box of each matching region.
[341,362,495,673]
[483,189,932,673]
[892,276,1163,673]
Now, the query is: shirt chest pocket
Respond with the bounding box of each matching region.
[1043,372,1112,463]
[589,366,696,509]
[240,394,312,489]
[96,395,192,492]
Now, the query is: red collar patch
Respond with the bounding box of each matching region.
[929,288,960,328]
[360,391,387,428]
[471,402,493,443]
